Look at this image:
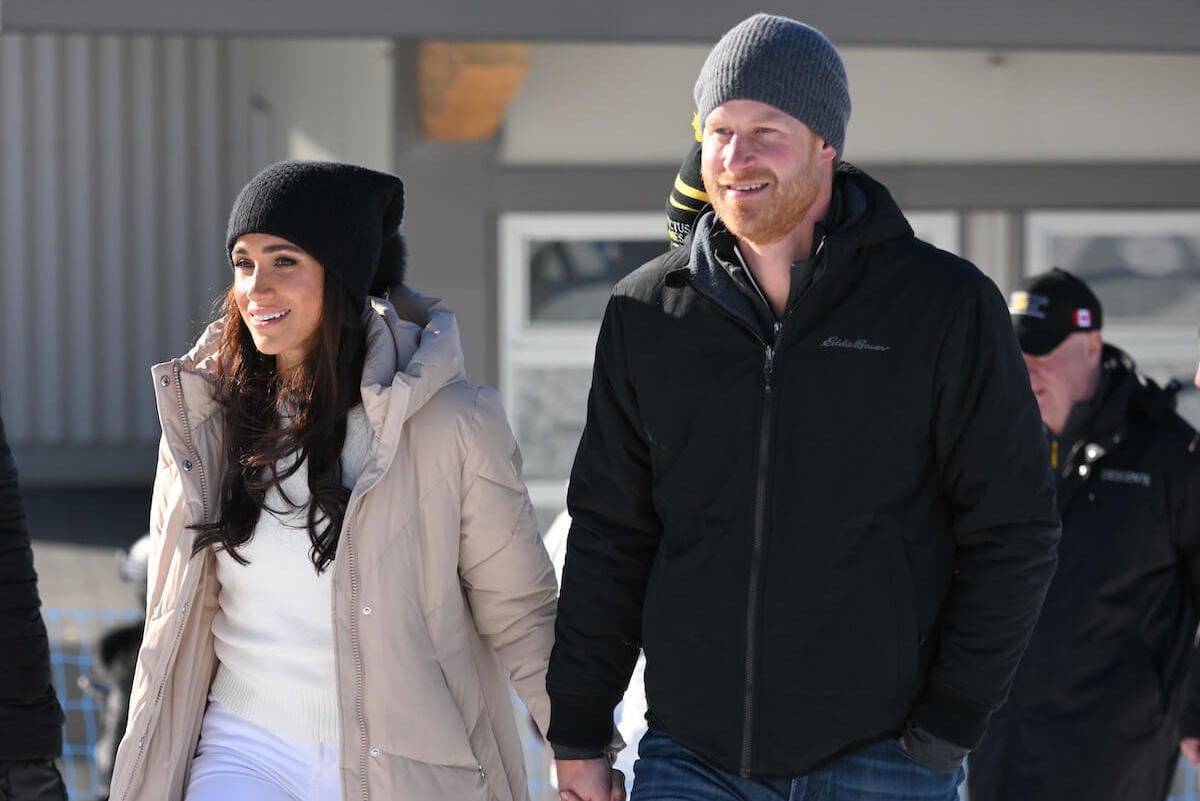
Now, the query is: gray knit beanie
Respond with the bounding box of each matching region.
[694,13,851,157]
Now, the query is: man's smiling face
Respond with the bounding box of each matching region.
[701,99,830,247]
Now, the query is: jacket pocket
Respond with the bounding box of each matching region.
[359,608,482,769]
[370,749,492,801]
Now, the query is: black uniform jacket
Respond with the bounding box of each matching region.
[970,348,1200,801]
[547,165,1061,778]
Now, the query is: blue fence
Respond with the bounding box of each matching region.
[45,608,142,801]
[43,608,1199,801]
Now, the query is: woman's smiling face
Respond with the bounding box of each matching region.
[231,233,325,375]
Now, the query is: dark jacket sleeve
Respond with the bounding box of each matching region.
[1170,431,1200,739]
[910,277,1061,751]
[0,396,65,759]
[546,295,661,753]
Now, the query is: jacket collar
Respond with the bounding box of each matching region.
[669,164,914,338]
[1054,344,1179,496]
[1064,343,1178,450]
[156,287,467,445]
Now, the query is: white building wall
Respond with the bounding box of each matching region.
[502,45,1200,165]
[244,38,395,173]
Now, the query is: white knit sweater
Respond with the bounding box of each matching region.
[210,405,371,743]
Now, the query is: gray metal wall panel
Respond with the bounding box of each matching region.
[95,35,130,444]
[65,35,98,443]
[1,38,31,439]
[31,35,64,443]
[0,33,256,483]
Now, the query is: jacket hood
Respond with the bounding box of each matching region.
[1096,343,1178,423]
[158,286,466,440]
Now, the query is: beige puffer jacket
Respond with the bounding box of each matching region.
[109,290,556,801]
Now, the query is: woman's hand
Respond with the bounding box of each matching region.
[554,758,626,801]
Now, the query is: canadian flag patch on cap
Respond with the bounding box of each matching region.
[1074,309,1093,328]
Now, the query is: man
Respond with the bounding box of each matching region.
[0,393,68,801]
[968,268,1200,801]
[547,13,1060,801]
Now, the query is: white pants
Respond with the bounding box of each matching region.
[185,699,340,801]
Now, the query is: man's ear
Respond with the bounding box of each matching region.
[819,139,837,165]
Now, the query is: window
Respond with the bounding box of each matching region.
[907,211,961,255]
[499,212,668,527]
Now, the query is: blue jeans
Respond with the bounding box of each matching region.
[629,728,964,801]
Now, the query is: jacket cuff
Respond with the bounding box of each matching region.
[908,682,993,751]
[550,743,608,761]
[1181,705,1200,740]
[547,690,615,753]
[902,722,969,773]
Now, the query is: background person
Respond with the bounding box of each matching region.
[968,268,1200,801]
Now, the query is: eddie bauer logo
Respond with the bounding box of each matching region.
[1099,468,1152,487]
[820,336,891,352]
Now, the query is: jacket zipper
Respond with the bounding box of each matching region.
[686,238,825,774]
[741,321,779,774]
[172,364,211,522]
[678,264,780,773]
[344,510,370,801]
[119,364,208,801]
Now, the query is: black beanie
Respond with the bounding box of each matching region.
[226,160,406,306]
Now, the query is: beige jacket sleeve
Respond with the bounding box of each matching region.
[457,386,557,737]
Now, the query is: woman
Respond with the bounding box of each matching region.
[108,161,567,801]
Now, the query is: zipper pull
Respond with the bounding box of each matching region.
[764,345,775,384]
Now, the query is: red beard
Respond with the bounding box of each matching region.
[703,159,821,246]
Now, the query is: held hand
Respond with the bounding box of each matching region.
[608,768,627,801]
[554,758,626,801]
[1181,737,1200,766]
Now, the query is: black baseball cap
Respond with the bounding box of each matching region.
[1009,268,1103,356]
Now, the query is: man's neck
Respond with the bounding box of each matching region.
[1048,365,1106,440]
[737,190,832,319]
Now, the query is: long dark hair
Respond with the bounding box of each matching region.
[191,274,367,573]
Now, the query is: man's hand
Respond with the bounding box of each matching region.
[1181,737,1200,766]
[554,757,626,801]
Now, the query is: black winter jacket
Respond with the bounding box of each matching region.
[969,347,1200,801]
[547,166,1061,778]
[0,395,63,759]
